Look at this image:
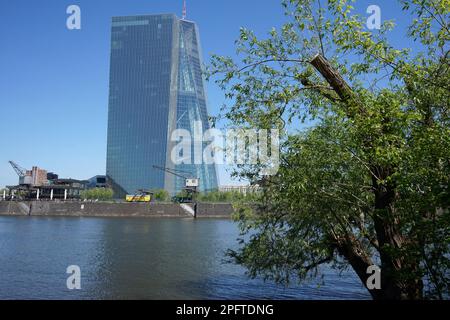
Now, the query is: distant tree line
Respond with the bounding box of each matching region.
[151,189,170,202]
[196,190,260,203]
[80,188,114,201]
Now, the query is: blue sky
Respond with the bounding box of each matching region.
[0,0,410,188]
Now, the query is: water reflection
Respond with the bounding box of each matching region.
[0,217,370,300]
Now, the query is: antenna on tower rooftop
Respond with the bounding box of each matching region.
[182,0,187,20]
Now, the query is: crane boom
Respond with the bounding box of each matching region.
[8,161,26,177]
[152,165,193,179]
[152,165,199,192]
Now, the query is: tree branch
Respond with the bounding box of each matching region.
[237,58,308,73]
[309,54,355,102]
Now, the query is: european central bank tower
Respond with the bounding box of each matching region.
[106,14,218,197]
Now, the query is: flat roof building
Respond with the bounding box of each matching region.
[87,175,107,189]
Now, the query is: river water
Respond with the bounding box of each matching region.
[0,216,370,300]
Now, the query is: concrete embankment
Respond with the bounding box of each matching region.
[0,201,234,219]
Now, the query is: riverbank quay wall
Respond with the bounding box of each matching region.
[0,201,234,218]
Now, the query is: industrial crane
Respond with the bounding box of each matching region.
[152,165,199,202]
[8,161,32,186]
[8,161,26,178]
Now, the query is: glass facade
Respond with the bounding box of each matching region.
[106,14,218,197]
[174,20,218,194]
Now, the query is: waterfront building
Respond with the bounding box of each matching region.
[87,175,107,189]
[106,14,218,197]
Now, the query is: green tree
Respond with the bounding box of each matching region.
[152,189,170,202]
[174,190,191,201]
[81,188,114,201]
[197,191,260,203]
[209,0,449,299]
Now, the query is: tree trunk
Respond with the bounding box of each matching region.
[334,237,385,300]
[334,185,424,300]
[310,54,424,300]
[371,167,424,300]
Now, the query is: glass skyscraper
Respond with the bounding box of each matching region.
[106,14,218,197]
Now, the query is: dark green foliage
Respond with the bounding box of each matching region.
[209,0,449,299]
[152,189,170,202]
[80,188,114,201]
[197,191,260,203]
